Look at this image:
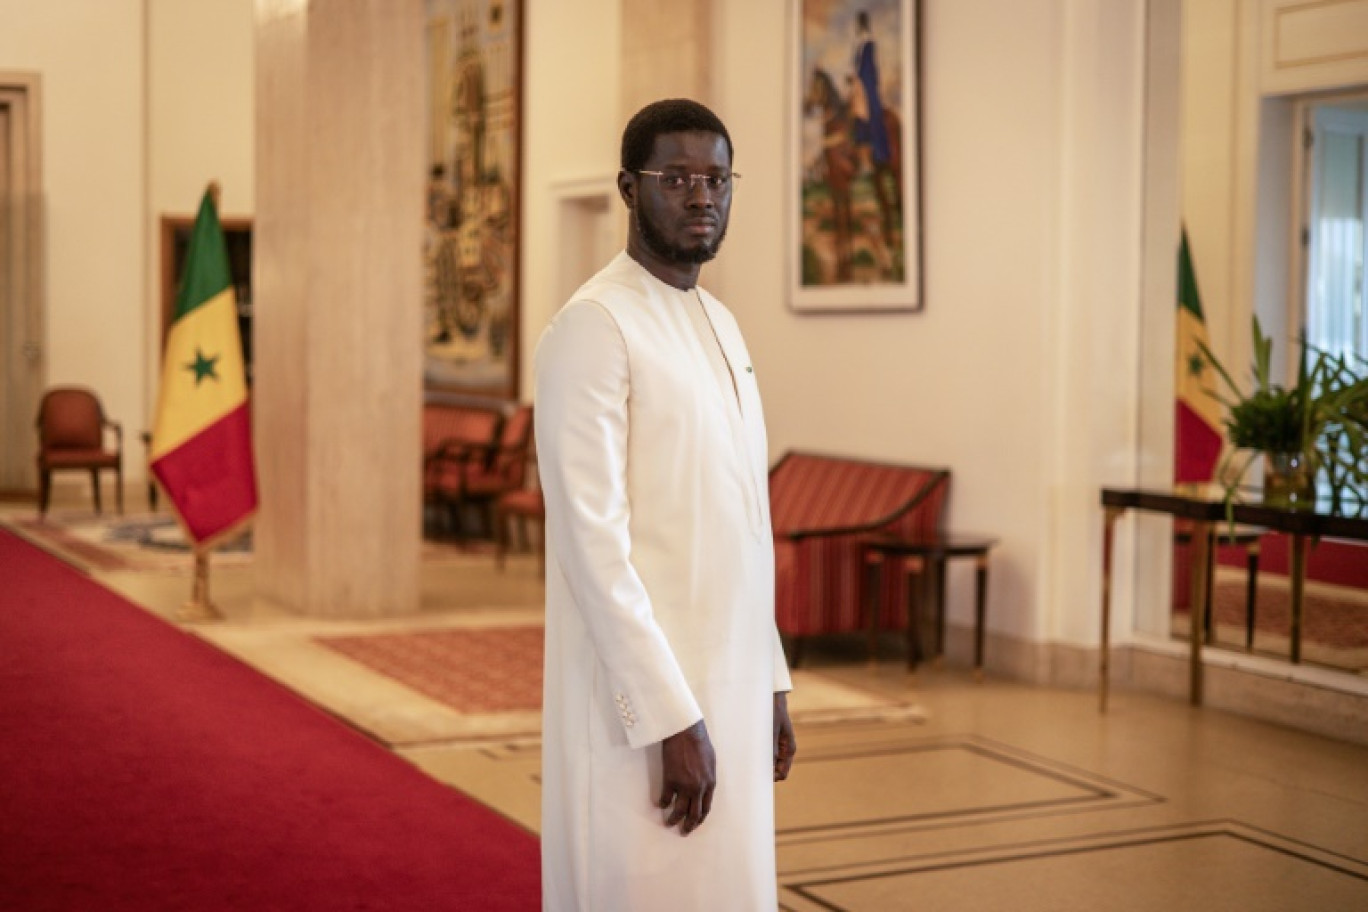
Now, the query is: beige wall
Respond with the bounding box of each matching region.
[523,0,1151,654]
[6,0,1155,660]
[712,0,1146,650]
[0,0,253,494]
[0,0,146,456]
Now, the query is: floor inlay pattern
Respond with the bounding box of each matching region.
[776,733,1161,847]
[779,820,1368,912]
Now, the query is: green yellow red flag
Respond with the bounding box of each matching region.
[1175,228,1224,484]
[150,188,257,545]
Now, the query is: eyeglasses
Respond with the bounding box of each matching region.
[634,170,740,195]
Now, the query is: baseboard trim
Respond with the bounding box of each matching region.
[941,624,1368,748]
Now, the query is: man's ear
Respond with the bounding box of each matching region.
[617,169,636,209]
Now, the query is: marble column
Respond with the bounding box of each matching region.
[620,0,714,119]
[253,0,423,618]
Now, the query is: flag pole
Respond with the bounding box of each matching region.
[180,547,220,621]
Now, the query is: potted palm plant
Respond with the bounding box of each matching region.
[1200,317,1368,514]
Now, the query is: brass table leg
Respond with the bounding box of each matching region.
[1100,506,1123,713]
[935,556,948,661]
[908,558,928,673]
[1289,534,1306,664]
[1245,540,1261,652]
[1188,519,1212,706]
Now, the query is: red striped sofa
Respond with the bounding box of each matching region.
[770,451,951,663]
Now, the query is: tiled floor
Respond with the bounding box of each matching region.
[7,495,1368,910]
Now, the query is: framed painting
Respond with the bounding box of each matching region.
[424,0,523,396]
[789,0,923,313]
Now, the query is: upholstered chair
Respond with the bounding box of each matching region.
[35,387,123,517]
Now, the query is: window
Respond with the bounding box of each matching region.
[1306,102,1368,365]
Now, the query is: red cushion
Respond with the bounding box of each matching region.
[498,489,544,516]
[422,405,500,460]
[41,449,119,469]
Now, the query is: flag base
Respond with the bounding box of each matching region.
[178,550,221,621]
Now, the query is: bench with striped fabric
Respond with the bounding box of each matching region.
[769,451,951,663]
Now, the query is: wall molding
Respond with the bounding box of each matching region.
[1263,0,1368,94]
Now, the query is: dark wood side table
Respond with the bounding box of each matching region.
[862,533,999,675]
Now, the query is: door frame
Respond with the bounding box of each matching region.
[0,71,44,498]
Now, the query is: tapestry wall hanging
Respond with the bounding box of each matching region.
[425,0,523,394]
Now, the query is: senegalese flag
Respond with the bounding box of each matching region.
[1175,228,1223,484]
[150,189,257,545]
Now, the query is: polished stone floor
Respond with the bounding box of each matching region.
[7,492,1368,910]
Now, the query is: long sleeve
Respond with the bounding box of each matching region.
[771,624,792,693]
[535,300,702,749]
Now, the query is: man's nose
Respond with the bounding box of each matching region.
[684,181,714,206]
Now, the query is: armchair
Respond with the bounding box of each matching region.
[429,404,533,537]
[423,401,502,535]
[493,410,543,572]
[36,387,124,517]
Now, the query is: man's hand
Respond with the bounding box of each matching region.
[773,691,797,781]
[659,719,716,836]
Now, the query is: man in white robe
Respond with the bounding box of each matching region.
[535,99,797,912]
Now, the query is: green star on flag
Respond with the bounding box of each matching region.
[185,347,221,385]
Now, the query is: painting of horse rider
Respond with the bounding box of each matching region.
[792,0,921,312]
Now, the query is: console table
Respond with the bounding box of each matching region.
[1098,488,1368,712]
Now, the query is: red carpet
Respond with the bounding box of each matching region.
[0,531,540,911]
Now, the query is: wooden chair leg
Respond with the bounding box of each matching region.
[90,468,103,515]
[1245,545,1260,651]
[494,507,507,571]
[1203,529,1221,644]
[482,501,497,539]
[974,553,989,678]
[38,467,50,518]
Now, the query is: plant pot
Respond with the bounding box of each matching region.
[1263,450,1315,508]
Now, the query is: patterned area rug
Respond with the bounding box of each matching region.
[312,625,926,727]
[3,512,489,573]
[317,626,543,714]
[1179,578,1368,646]
[1175,576,1368,670]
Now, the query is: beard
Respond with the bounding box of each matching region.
[635,205,728,265]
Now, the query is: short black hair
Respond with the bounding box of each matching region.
[620,99,733,173]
